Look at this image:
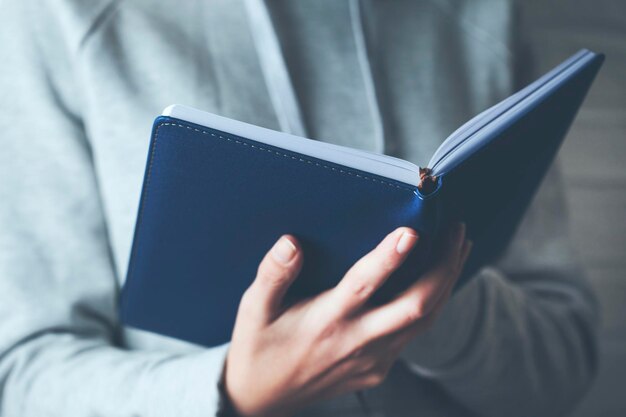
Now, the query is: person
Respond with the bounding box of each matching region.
[0,1,598,416]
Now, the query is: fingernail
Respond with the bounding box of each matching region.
[396,230,418,254]
[272,236,297,264]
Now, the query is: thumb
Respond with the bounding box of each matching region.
[244,235,303,323]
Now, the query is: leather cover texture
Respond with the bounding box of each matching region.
[121,119,440,347]
[121,53,604,347]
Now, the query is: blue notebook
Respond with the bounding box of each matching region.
[121,49,604,347]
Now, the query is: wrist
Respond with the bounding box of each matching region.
[217,360,242,417]
[220,356,293,417]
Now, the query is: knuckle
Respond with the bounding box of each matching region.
[237,288,258,319]
[342,339,367,361]
[378,255,399,273]
[316,320,341,341]
[404,307,421,325]
[349,281,375,301]
[239,288,255,310]
[403,296,428,324]
[267,271,290,287]
[257,263,290,287]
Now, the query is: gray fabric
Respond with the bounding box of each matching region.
[0,1,598,416]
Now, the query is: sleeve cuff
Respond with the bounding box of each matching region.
[216,351,241,417]
[135,342,230,417]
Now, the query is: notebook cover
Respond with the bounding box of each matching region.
[435,52,604,281]
[120,119,440,347]
[120,52,603,347]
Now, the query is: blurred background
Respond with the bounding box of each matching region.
[521,1,625,416]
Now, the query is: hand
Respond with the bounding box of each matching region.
[224,223,472,417]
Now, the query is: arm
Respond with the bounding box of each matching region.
[0,3,229,416]
[400,163,599,417]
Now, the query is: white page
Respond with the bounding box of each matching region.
[162,104,421,186]
[427,49,594,174]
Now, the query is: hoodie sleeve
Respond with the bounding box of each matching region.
[0,2,228,416]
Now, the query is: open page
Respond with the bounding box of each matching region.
[427,49,596,175]
[163,104,422,186]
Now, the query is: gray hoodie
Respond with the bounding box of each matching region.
[0,1,597,416]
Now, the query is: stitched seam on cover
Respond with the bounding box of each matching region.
[158,122,413,191]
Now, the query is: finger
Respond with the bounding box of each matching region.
[418,255,461,326]
[411,239,473,328]
[390,238,474,336]
[437,222,466,267]
[422,237,472,312]
[241,235,303,324]
[331,227,418,317]
[357,248,472,366]
[354,276,456,366]
[356,223,466,340]
[337,261,467,398]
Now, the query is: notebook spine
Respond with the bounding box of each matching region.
[417,167,438,195]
